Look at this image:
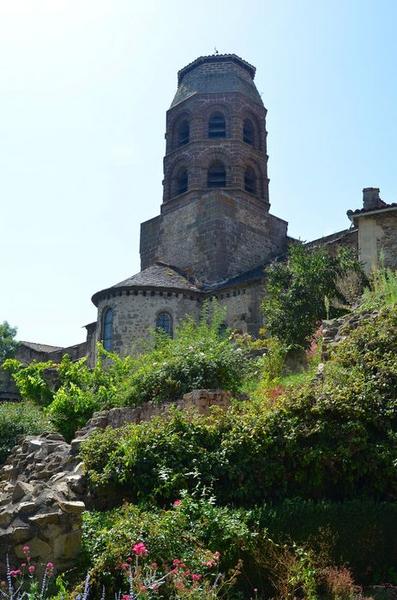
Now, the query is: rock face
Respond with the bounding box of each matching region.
[0,390,231,573]
[321,310,379,360]
[0,433,84,573]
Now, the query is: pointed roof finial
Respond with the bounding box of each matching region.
[214,47,219,55]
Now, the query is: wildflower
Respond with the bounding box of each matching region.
[46,562,54,576]
[28,565,36,574]
[121,595,131,600]
[191,573,202,582]
[9,570,21,578]
[22,545,30,555]
[173,499,182,507]
[132,542,148,556]
[120,563,130,571]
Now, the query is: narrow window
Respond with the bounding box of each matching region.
[177,120,189,146]
[176,168,188,195]
[244,167,257,194]
[243,119,255,146]
[208,112,226,138]
[102,308,113,351]
[156,312,173,336]
[208,160,226,188]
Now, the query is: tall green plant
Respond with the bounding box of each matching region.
[262,245,363,349]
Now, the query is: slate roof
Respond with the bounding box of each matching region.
[171,54,263,108]
[92,263,201,306]
[205,264,266,291]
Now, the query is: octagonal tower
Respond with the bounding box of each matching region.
[140,54,288,285]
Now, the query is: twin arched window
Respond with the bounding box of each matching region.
[208,160,226,188]
[102,308,113,351]
[156,312,173,336]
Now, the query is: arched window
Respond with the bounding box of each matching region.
[207,160,226,188]
[156,312,173,336]
[177,120,190,146]
[208,112,226,138]
[102,308,113,351]
[244,167,257,195]
[176,168,188,195]
[243,119,255,146]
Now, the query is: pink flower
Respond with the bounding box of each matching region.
[28,565,36,574]
[121,596,131,600]
[120,563,130,571]
[173,499,182,507]
[132,542,148,556]
[191,573,202,581]
[22,546,30,555]
[9,570,21,578]
[46,562,54,575]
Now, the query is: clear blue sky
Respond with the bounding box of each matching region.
[1,0,396,347]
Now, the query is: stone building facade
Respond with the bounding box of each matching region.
[2,53,397,378]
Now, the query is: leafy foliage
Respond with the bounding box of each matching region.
[82,307,397,505]
[359,266,397,310]
[5,305,250,441]
[262,245,363,348]
[0,402,52,464]
[118,303,250,407]
[0,321,18,363]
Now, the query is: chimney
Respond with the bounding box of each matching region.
[363,187,381,210]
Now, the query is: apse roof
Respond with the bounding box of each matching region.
[91,263,201,306]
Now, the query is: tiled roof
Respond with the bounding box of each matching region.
[347,202,397,219]
[92,263,201,306]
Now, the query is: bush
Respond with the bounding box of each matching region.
[360,267,397,310]
[5,305,251,441]
[262,245,364,349]
[82,307,397,506]
[81,497,258,597]
[118,304,250,407]
[0,402,52,464]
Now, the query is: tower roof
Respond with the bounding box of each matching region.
[171,53,262,108]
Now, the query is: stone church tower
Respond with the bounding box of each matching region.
[140,54,287,284]
[88,54,289,361]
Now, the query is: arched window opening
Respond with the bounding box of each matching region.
[177,120,190,146]
[244,167,257,195]
[156,312,173,336]
[176,168,188,195]
[102,308,113,351]
[243,119,255,146]
[207,161,226,188]
[208,112,226,138]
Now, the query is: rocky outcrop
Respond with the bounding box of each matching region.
[321,310,379,360]
[0,390,232,573]
[0,433,85,573]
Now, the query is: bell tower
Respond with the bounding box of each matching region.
[140,54,288,284]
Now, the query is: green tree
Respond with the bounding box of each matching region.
[262,245,362,348]
[0,321,18,363]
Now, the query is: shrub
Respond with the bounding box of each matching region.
[81,497,257,597]
[359,267,397,311]
[262,245,364,349]
[119,304,250,407]
[0,401,52,464]
[82,307,397,506]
